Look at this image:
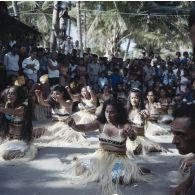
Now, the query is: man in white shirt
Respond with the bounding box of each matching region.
[48,51,60,86]
[98,71,108,90]
[4,44,19,77]
[87,55,101,87]
[22,48,39,83]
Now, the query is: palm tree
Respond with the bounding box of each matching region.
[50,1,60,51]
[76,1,83,56]
[69,1,191,57]
[8,1,53,48]
[12,1,20,19]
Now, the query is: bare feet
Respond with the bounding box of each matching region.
[3,150,25,160]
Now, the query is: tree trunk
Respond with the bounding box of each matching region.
[84,10,87,49]
[12,1,20,20]
[123,37,131,61]
[68,16,71,37]
[50,1,60,52]
[76,1,83,57]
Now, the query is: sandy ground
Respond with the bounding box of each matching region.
[0,131,188,195]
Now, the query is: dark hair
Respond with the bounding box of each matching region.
[172,104,195,130]
[97,99,128,125]
[126,88,145,112]
[48,84,71,108]
[0,86,32,142]
[7,86,27,107]
[30,47,38,53]
[146,89,157,102]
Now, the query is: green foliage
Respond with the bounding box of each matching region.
[7,1,192,55]
[78,1,191,56]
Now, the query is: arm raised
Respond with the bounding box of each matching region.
[68,119,99,132]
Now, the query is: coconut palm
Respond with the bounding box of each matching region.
[7,1,53,47]
[12,1,20,19]
[69,1,192,57]
[76,1,83,56]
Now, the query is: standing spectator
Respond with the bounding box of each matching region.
[87,54,101,88]
[98,71,108,91]
[48,51,60,86]
[18,46,28,74]
[110,68,123,91]
[37,48,48,77]
[69,58,78,80]
[143,58,155,88]
[173,51,181,67]
[4,44,19,77]
[22,48,39,83]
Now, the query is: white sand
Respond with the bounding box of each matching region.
[0,132,189,195]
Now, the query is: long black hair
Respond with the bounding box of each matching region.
[146,89,158,103]
[48,84,72,108]
[126,88,145,113]
[0,86,32,142]
[97,98,128,125]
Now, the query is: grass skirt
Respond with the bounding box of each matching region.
[73,110,97,124]
[0,139,37,164]
[63,149,144,195]
[33,121,88,147]
[126,136,167,155]
[158,114,173,124]
[145,121,171,136]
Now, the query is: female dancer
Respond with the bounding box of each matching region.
[70,86,98,124]
[96,85,113,115]
[66,99,144,195]
[145,90,171,136]
[126,88,166,155]
[34,84,87,146]
[158,87,174,124]
[0,86,36,162]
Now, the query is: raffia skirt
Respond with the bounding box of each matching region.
[73,110,97,124]
[126,135,167,155]
[33,121,88,147]
[145,120,171,136]
[158,114,173,124]
[63,149,144,195]
[0,139,37,163]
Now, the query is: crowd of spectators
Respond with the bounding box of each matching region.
[0,35,195,113]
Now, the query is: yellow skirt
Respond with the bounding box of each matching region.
[63,149,144,195]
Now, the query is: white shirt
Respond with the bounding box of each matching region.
[4,52,19,71]
[48,59,59,78]
[22,57,39,75]
[98,77,108,88]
